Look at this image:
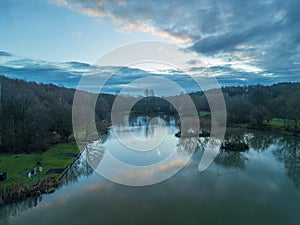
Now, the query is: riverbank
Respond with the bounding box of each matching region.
[0,177,60,205]
[1,116,298,205]
[226,123,300,138]
[0,142,81,205]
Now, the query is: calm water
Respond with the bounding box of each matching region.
[1,116,300,225]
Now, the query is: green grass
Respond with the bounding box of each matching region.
[264,118,285,129]
[69,128,106,141]
[199,111,210,117]
[0,143,80,188]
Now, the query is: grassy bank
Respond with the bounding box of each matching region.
[264,118,285,129]
[0,143,80,188]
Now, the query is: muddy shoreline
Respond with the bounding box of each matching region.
[0,177,60,205]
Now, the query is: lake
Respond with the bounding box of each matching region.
[1,116,300,225]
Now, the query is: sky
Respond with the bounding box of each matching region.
[0,0,300,93]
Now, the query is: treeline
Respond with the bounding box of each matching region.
[133,83,300,131]
[189,83,300,130]
[1,75,299,154]
[132,97,177,115]
[0,76,114,154]
[222,83,300,129]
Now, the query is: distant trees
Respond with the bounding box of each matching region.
[131,96,177,115]
[0,74,299,154]
[0,77,50,153]
[52,103,72,142]
[285,92,300,130]
[226,95,252,124]
[189,92,209,112]
[250,105,270,128]
[221,83,300,130]
[0,76,113,154]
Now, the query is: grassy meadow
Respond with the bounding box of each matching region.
[0,143,80,188]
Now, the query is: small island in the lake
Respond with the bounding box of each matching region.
[174,130,210,138]
[220,142,249,152]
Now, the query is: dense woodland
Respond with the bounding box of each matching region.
[222,83,300,128]
[0,75,114,153]
[0,75,299,154]
[134,83,300,130]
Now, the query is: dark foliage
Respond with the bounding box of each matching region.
[0,76,114,153]
[1,75,299,153]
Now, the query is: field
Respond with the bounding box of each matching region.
[199,111,210,117]
[0,143,80,188]
[264,118,286,129]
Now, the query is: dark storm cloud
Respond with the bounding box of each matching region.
[52,0,300,82]
[188,0,300,76]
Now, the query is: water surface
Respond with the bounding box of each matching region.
[1,116,300,225]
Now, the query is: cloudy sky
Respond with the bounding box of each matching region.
[0,0,299,93]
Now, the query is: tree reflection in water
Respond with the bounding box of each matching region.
[59,153,94,186]
[176,137,199,155]
[214,150,248,169]
[0,195,42,224]
[128,115,171,138]
[2,117,300,225]
[0,135,108,223]
[85,142,105,172]
[244,131,300,189]
[245,131,273,152]
[211,128,248,169]
[61,134,108,186]
[273,136,300,189]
